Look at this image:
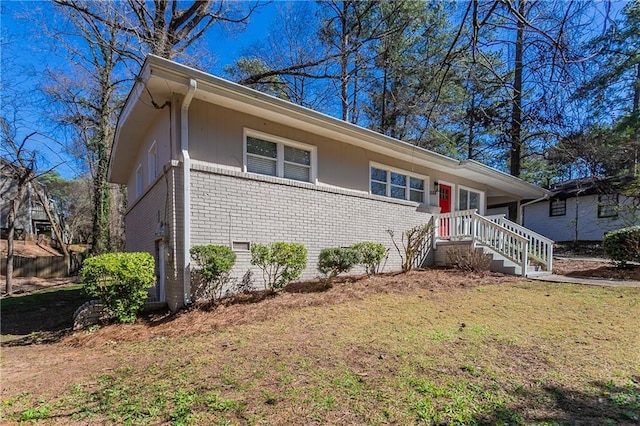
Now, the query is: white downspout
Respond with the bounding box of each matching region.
[518,194,549,225]
[181,79,197,306]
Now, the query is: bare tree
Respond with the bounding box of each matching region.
[1,118,69,294]
[46,0,257,254]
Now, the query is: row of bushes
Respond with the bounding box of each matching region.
[192,241,388,294]
[318,242,387,277]
[79,241,387,324]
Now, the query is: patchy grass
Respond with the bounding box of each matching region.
[0,284,89,343]
[1,275,639,425]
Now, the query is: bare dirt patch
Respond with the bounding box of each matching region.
[554,258,640,280]
[0,239,62,257]
[1,275,79,297]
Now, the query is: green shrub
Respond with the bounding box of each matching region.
[80,252,155,323]
[603,226,640,267]
[190,245,236,301]
[318,247,360,277]
[352,242,387,275]
[250,242,307,289]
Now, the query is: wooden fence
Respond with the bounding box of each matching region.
[0,254,84,278]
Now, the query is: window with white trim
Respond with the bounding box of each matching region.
[148,141,158,183]
[370,165,425,203]
[135,164,143,198]
[245,132,314,183]
[458,187,482,211]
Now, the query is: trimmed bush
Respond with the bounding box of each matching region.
[80,252,155,323]
[352,242,387,275]
[251,242,307,289]
[318,247,360,277]
[190,245,236,301]
[603,226,640,267]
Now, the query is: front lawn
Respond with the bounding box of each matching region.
[1,271,638,425]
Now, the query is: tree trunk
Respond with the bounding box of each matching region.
[5,200,18,295]
[509,0,525,178]
[633,62,639,176]
[34,186,71,274]
[340,3,350,122]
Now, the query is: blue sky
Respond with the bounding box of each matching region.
[1,0,280,179]
[0,1,630,179]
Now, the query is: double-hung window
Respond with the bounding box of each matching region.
[245,131,315,183]
[370,164,426,203]
[458,187,483,211]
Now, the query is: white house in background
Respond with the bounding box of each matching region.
[523,176,639,242]
[109,55,553,311]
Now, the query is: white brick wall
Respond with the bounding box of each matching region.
[189,163,433,290]
[126,165,183,310]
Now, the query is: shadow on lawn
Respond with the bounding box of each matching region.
[472,378,640,425]
[1,286,91,346]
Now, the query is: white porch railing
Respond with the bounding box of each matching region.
[434,210,553,276]
[486,214,554,273]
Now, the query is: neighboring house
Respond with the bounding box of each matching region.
[523,176,639,242]
[0,158,63,242]
[109,55,553,311]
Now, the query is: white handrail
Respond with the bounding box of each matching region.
[435,210,529,276]
[488,215,554,272]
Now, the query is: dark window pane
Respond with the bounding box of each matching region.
[390,172,406,186]
[410,177,424,190]
[410,190,423,203]
[469,191,480,210]
[371,181,386,196]
[598,194,618,218]
[391,186,406,199]
[284,145,310,165]
[371,167,387,182]
[550,199,566,216]
[459,189,468,210]
[247,137,277,158]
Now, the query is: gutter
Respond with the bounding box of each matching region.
[181,79,197,306]
[518,194,550,225]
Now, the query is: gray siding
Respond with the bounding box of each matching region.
[523,194,638,242]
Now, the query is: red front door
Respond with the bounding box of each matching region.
[439,184,452,238]
[439,184,452,213]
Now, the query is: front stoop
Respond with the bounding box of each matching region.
[435,240,552,277]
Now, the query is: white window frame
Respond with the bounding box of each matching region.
[458,184,485,214]
[135,163,143,198]
[243,128,317,184]
[148,140,158,183]
[369,161,429,204]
